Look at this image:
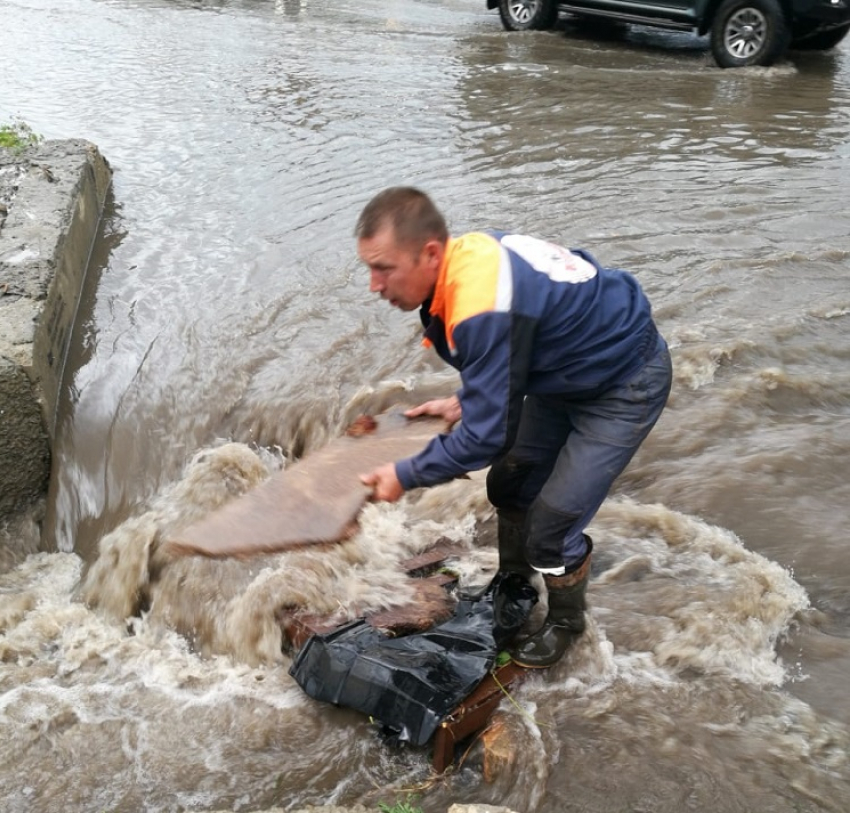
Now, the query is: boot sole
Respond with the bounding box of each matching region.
[509,656,556,669]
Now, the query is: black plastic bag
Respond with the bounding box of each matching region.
[289,572,538,746]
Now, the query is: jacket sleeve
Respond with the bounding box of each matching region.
[395,309,535,490]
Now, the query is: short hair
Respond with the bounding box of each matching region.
[355,187,448,250]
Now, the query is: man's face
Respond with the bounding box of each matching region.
[358,225,442,311]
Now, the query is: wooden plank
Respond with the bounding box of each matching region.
[366,576,456,635]
[431,661,529,773]
[278,543,464,651]
[162,411,447,559]
[432,722,458,774]
[400,540,464,577]
[279,574,458,651]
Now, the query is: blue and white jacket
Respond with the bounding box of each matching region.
[394,231,660,491]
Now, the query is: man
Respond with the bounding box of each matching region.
[357,187,672,668]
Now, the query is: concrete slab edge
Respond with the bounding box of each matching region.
[0,139,112,520]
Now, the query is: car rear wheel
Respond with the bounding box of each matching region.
[791,23,850,50]
[710,0,790,67]
[498,0,559,31]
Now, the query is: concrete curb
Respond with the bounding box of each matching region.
[0,139,111,519]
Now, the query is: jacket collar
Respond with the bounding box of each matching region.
[427,237,457,322]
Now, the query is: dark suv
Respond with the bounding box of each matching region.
[487,0,850,66]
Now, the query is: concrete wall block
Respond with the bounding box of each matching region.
[0,356,50,514]
[0,139,112,525]
[31,142,112,432]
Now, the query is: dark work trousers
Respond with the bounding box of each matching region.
[486,334,673,571]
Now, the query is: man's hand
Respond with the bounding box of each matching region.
[360,462,405,503]
[405,395,462,425]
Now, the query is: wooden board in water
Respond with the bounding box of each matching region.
[163,411,447,559]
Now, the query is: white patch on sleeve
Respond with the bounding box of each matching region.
[495,246,514,312]
[501,234,597,284]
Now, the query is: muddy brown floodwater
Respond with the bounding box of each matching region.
[1,1,850,812]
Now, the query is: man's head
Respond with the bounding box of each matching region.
[356,187,448,311]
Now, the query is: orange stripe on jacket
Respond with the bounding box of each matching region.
[424,232,509,352]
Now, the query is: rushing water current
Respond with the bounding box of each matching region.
[2,1,850,811]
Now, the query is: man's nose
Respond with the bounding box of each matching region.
[370,270,385,293]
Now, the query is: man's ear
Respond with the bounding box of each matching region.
[422,239,444,274]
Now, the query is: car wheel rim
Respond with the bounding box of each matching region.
[508,1,540,24]
[724,9,768,58]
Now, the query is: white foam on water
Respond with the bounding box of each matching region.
[72,442,810,693]
[470,498,850,812]
[2,442,843,811]
[0,547,344,812]
[78,441,498,667]
[586,497,809,687]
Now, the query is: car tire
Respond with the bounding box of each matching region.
[710,0,790,67]
[791,23,850,50]
[498,0,559,31]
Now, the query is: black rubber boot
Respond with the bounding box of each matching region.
[459,510,536,602]
[496,509,535,579]
[509,538,592,669]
